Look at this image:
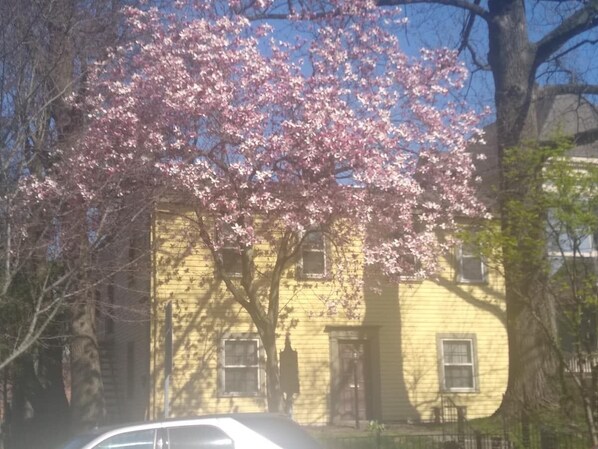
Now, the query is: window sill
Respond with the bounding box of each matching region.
[399,276,425,283]
[441,388,478,394]
[456,278,487,285]
[299,274,329,280]
[218,392,264,398]
[219,271,243,279]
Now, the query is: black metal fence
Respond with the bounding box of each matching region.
[319,430,588,449]
[319,395,590,449]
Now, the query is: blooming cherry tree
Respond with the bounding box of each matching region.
[24,3,485,411]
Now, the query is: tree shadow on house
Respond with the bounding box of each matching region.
[362,268,420,422]
[360,263,507,423]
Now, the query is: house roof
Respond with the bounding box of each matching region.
[471,93,598,209]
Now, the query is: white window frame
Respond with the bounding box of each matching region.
[219,334,263,397]
[299,229,327,279]
[456,242,486,283]
[438,335,478,393]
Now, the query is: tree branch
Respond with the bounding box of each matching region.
[547,38,598,64]
[465,42,491,71]
[534,2,598,68]
[376,0,489,21]
[458,0,481,54]
[540,84,598,97]
[249,0,490,22]
[571,127,598,146]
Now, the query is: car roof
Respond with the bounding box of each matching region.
[87,413,290,435]
[63,413,321,449]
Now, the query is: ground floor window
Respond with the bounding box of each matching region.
[438,335,478,392]
[220,334,262,396]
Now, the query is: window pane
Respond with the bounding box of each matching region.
[169,426,233,449]
[303,252,325,275]
[461,242,478,257]
[550,233,593,253]
[462,257,483,281]
[94,430,155,449]
[222,338,260,395]
[399,254,421,278]
[222,249,242,275]
[224,340,257,366]
[445,366,474,389]
[224,367,258,393]
[303,231,324,249]
[547,210,595,254]
[444,341,472,364]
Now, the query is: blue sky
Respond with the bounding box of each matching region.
[252,1,598,126]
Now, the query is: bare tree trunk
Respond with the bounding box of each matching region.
[8,345,70,449]
[46,0,108,431]
[488,0,560,412]
[260,328,283,413]
[70,291,106,430]
[582,391,598,447]
[216,229,289,414]
[241,302,284,413]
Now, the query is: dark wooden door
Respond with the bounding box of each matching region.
[337,340,368,422]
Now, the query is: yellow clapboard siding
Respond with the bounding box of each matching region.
[150,207,508,425]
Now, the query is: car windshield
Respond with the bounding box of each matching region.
[233,415,322,449]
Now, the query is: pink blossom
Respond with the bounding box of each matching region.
[18,1,487,303]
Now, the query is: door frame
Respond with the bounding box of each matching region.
[325,326,381,425]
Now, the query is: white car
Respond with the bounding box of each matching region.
[60,413,323,449]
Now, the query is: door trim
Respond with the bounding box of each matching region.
[325,326,381,425]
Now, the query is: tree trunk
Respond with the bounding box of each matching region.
[70,292,105,430]
[244,301,283,413]
[260,328,284,413]
[7,345,70,449]
[34,343,71,439]
[488,0,560,413]
[241,300,283,412]
[46,0,108,431]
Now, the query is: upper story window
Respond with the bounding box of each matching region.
[300,230,327,278]
[547,208,598,275]
[218,225,242,276]
[547,208,597,256]
[438,336,478,393]
[456,241,485,283]
[398,253,423,281]
[220,334,262,396]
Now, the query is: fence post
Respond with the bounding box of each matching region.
[521,411,530,449]
[475,431,483,449]
[457,406,466,445]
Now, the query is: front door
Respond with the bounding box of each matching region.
[337,340,368,422]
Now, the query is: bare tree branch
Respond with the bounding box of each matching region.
[541,84,598,97]
[465,42,491,71]
[376,0,489,20]
[534,2,598,68]
[457,0,480,54]
[248,0,489,21]
[571,126,598,146]
[547,37,598,64]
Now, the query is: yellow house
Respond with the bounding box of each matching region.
[95,93,598,427]
[128,202,509,426]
